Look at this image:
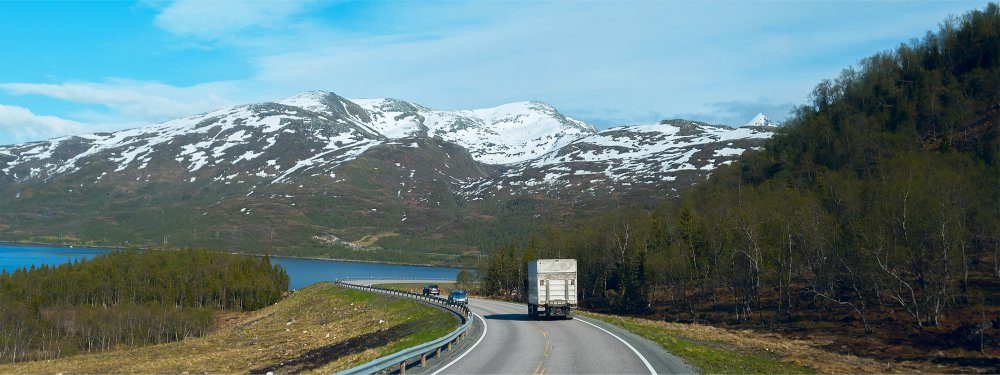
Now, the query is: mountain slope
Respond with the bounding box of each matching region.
[349,97,596,164]
[0,92,774,264]
[462,119,774,198]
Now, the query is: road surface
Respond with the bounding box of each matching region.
[346,279,694,374]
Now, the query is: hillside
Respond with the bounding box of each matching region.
[478,3,998,370]
[0,92,774,264]
[0,283,457,374]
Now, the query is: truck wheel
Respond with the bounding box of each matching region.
[528,305,535,319]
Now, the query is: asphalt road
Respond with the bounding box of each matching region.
[347,279,695,375]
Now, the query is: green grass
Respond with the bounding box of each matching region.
[582,312,815,374]
[339,286,458,361]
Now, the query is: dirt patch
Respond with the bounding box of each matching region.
[352,232,400,248]
[213,309,255,332]
[250,321,419,374]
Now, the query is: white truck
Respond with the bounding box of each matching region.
[527,259,577,319]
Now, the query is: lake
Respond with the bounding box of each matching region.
[0,244,460,289]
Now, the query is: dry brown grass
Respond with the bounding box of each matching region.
[0,282,457,374]
[586,312,987,374]
[351,232,399,247]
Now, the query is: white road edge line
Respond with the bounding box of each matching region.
[575,317,657,375]
[430,312,488,375]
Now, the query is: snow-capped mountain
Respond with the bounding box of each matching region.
[462,119,773,198]
[337,96,595,164]
[0,91,775,258]
[0,91,592,183]
[744,113,773,127]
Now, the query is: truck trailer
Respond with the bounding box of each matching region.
[527,259,577,319]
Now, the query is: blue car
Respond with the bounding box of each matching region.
[448,290,468,305]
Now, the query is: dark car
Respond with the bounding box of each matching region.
[448,290,468,305]
[423,284,440,296]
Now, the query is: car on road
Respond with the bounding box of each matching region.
[423,284,440,296]
[448,290,468,305]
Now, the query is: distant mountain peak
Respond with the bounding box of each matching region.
[278,90,336,103]
[744,113,772,127]
[275,91,331,111]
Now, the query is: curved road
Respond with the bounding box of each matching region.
[349,279,694,375]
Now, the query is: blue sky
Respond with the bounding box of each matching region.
[0,1,989,145]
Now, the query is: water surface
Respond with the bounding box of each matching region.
[0,244,459,289]
[271,257,459,289]
[0,245,109,273]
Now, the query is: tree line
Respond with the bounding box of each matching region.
[479,3,998,349]
[0,249,289,363]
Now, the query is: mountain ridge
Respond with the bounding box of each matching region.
[744,113,772,127]
[0,91,775,264]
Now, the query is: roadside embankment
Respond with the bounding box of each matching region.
[583,312,962,374]
[0,282,457,374]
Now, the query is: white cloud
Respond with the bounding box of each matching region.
[153,0,314,39]
[0,105,90,145]
[236,2,988,126]
[244,3,790,122]
[675,99,800,128]
[1,0,986,145]
[0,79,242,123]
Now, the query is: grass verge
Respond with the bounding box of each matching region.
[0,282,457,374]
[582,312,815,374]
[583,312,950,373]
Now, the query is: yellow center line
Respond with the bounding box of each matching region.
[532,323,551,374]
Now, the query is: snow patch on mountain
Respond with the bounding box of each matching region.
[349,98,428,139]
[744,113,772,127]
[461,120,774,197]
[0,91,775,199]
[350,97,597,164]
[0,99,378,181]
[276,91,334,113]
[423,102,594,164]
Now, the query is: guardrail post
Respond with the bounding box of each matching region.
[420,353,427,367]
[399,361,406,374]
[436,347,442,357]
[447,341,453,351]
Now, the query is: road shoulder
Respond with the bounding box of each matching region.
[574,315,697,374]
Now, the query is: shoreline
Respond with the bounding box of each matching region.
[0,240,465,270]
[236,252,467,270]
[0,240,129,251]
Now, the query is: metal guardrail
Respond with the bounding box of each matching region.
[334,279,473,375]
[336,276,456,282]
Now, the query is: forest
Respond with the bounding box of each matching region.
[0,249,289,363]
[480,3,998,357]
